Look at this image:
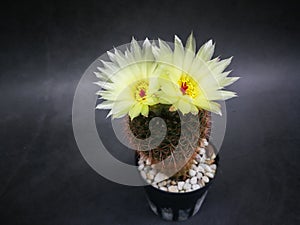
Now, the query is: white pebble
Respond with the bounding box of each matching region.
[168,185,179,193]
[206,172,214,178]
[192,184,201,190]
[202,164,212,172]
[138,164,144,171]
[149,169,157,176]
[195,154,201,163]
[144,166,151,173]
[200,156,206,163]
[154,172,168,183]
[190,177,197,185]
[158,181,167,187]
[198,179,205,187]
[160,186,168,191]
[192,164,198,170]
[196,172,203,179]
[197,165,205,173]
[183,182,191,190]
[199,148,206,155]
[177,181,185,191]
[152,184,158,188]
[211,153,216,159]
[202,176,209,183]
[189,169,196,177]
[210,164,217,170]
[203,139,208,146]
[185,188,192,192]
[146,158,151,165]
[193,159,198,165]
[147,173,154,180]
[140,171,147,180]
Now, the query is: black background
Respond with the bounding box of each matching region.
[0,0,299,224]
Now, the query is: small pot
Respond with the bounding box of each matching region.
[141,156,219,221]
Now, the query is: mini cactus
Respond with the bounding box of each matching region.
[95,33,238,182]
[127,104,211,180]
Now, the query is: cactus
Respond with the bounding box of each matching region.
[95,34,238,182]
[126,104,211,180]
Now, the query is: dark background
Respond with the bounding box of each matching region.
[0,0,299,224]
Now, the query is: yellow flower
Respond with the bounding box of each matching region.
[153,33,239,115]
[95,38,159,120]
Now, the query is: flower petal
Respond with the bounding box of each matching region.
[129,103,143,119]
[196,40,215,61]
[177,99,191,114]
[140,104,149,117]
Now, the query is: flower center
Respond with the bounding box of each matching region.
[134,80,149,102]
[139,89,146,98]
[178,74,200,98]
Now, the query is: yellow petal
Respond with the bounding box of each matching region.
[190,104,199,115]
[111,100,134,115]
[96,101,114,110]
[206,90,237,101]
[185,32,196,53]
[177,99,191,114]
[158,91,177,104]
[140,104,149,117]
[160,81,180,97]
[196,40,215,61]
[194,97,221,115]
[173,35,185,68]
[220,77,240,87]
[129,103,143,120]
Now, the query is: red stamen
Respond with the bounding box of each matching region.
[180,82,188,94]
[139,89,146,98]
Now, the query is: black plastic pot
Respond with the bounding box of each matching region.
[141,156,219,221]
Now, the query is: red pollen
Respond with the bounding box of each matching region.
[139,89,146,98]
[180,82,188,94]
